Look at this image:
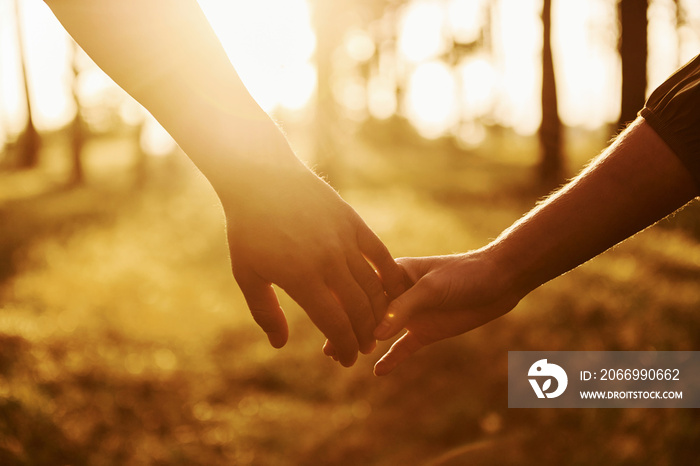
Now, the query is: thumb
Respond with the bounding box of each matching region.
[373,331,423,376]
[374,278,434,341]
[236,271,289,349]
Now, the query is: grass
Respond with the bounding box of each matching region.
[0,125,699,465]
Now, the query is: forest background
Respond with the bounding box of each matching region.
[0,0,699,464]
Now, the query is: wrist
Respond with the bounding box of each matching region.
[185,116,310,201]
[477,239,539,303]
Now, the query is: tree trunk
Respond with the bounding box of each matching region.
[617,0,648,130]
[68,41,85,185]
[311,0,343,186]
[538,0,564,190]
[14,0,40,169]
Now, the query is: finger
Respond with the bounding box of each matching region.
[326,266,377,355]
[287,281,359,367]
[374,277,436,341]
[347,251,388,327]
[356,224,407,300]
[373,331,424,376]
[323,339,337,359]
[235,271,289,349]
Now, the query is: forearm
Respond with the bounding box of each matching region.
[44,0,304,190]
[374,119,698,374]
[488,118,698,297]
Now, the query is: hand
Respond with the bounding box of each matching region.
[373,250,523,375]
[220,162,405,367]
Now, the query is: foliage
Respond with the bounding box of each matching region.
[0,130,699,465]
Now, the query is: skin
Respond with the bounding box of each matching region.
[43,0,405,366]
[373,118,699,376]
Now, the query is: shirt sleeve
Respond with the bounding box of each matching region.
[639,53,700,190]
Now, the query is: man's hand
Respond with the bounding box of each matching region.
[220,162,404,367]
[372,250,522,376]
[372,119,700,376]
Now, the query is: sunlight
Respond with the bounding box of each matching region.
[0,0,73,134]
[0,0,19,146]
[447,0,485,44]
[196,0,316,113]
[648,0,683,90]
[1,0,699,151]
[344,28,376,63]
[367,76,398,120]
[404,61,459,139]
[491,0,541,135]
[19,0,74,130]
[552,0,619,129]
[398,1,447,63]
[458,55,496,120]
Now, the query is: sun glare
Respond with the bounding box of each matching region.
[0,0,73,134]
[448,0,485,44]
[405,61,459,139]
[195,0,316,113]
[398,1,447,63]
[1,0,699,150]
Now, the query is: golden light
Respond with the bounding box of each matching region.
[0,0,73,135]
[344,28,376,63]
[367,76,397,120]
[195,0,316,113]
[1,0,699,151]
[458,55,496,119]
[404,60,459,139]
[398,1,447,63]
[491,0,541,135]
[447,0,484,44]
[552,0,619,129]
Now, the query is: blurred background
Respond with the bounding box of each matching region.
[1,0,699,464]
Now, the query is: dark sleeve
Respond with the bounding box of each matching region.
[639,53,700,190]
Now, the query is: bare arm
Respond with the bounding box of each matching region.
[374,118,698,375]
[44,0,404,366]
[492,119,697,296]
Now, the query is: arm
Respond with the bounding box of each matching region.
[44,0,405,366]
[374,118,699,375]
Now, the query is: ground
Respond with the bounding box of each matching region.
[0,125,699,465]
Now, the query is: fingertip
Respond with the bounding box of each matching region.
[360,339,377,355]
[339,351,358,368]
[373,332,422,375]
[374,310,400,340]
[267,331,288,349]
[373,357,395,376]
[373,363,385,376]
[323,340,336,357]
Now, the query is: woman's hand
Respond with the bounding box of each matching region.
[219,162,404,367]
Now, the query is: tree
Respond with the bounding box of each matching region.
[13,0,40,169]
[617,0,648,129]
[538,0,564,190]
[67,41,85,185]
[310,0,342,184]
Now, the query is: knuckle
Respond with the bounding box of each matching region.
[419,275,442,296]
[249,307,275,328]
[360,270,384,297]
